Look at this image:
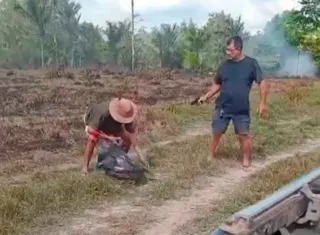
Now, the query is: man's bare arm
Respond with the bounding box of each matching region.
[125,131,141,156]
[82,126,120,174]
[200,65,222,102]
[83,139,96,173]
[86,126,119,142]
[202,83,221,101]
[123,128,148,167]
[257,79,268,105]
[253,58,268,106]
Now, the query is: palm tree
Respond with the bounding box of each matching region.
[14,0,55,67]
[151,24,178,68]
[104,21,131,64]
[58,0,81,67]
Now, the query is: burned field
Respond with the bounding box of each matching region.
[0,68,317,177]
[0,68,212,180]
[0,67,316,182]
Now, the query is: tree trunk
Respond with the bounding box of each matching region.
[54,34,58,66]
[131,0,135,72]
[40,36,44,68]
[70,42,75,67]
[159,38,163,68]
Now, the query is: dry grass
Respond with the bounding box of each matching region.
[180,151,320,235]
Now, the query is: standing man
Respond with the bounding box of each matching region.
[198,35,268,168]
[82,97,148,175]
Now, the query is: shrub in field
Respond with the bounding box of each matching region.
[284,86,304,106]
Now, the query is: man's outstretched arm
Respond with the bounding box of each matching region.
[82,127,121,174]
[123,123,149,168]
[200,67,222,102]
[202,82,221,101]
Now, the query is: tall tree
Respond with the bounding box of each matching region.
[14,0,56,67]
[203,11,245,69]
[104,20,131,65]
[183,25,210,71]
[284,0,320,65]
[151,24,181,68]
[59,0,81,67]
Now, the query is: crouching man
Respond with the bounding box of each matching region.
[82,97,148,175]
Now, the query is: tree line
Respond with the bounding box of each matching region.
[0,0,319,75]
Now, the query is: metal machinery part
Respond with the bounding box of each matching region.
[210,168,320,235]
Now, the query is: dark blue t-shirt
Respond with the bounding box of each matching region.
[214,56,263,115]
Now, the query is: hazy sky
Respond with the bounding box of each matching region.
[76,0,301,33]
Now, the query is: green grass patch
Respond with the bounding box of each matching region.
[0,174,131,235]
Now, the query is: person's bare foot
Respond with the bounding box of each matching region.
[242,159,251,168]
[208,140,218,158]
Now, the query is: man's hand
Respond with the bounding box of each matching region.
[198,95,207,104]
[100,133,121,144]
[108,136,121,144]
[257,80,268,120]
[199,83,221,104]
[134,145,149,167]
[122,130,149,168]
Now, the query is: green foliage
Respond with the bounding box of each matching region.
[151,23,182,68]
[183,50,199,70]
[0,0,318,72]
[182,25,209,71]
[283,11,306,46]
[14,0,56,67]
[302,29,320,65]
[202,12,246,70]
[283,0,320,65]
[0,0,107,68]
[0,0,39,68]
[104,20,131,66]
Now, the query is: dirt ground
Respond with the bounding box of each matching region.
[1,66,319,235]
[0,68,211,181]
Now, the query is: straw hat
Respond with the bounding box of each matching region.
[109,98,138,123]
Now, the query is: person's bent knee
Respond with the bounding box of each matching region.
[237,132,251,140]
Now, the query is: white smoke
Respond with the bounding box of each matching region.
[279,51,316,76]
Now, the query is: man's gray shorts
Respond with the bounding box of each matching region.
[212,109,251,135]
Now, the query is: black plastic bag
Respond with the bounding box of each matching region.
[96,143,146,182]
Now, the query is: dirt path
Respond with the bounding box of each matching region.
[40,134,320,235]
[145,139,320,235]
